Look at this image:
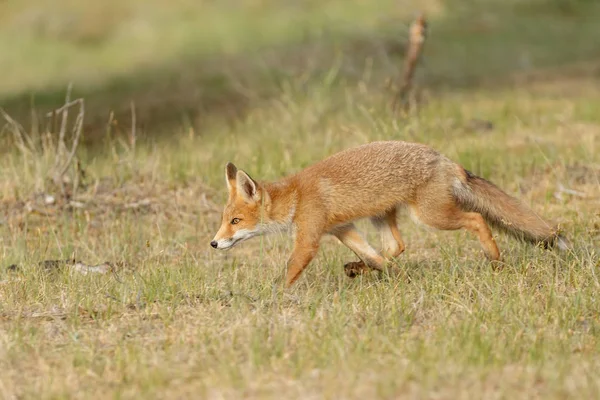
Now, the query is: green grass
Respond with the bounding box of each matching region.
[2,0,600,145]
[1,0,600,399]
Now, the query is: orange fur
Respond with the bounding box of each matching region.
[211,141,568,287]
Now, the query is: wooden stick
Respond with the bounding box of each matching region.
[393,13,428,114]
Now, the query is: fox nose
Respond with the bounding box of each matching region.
[210,240,218,248]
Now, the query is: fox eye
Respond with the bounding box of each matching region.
[230,218,241,225]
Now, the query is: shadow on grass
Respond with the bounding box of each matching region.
[1,0,600,148]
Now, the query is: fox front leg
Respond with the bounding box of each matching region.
[284,226,322,287]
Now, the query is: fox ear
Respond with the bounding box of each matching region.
[225,162,237,192]
[236,170,260,202]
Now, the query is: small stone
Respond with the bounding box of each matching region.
[44,194,56,205]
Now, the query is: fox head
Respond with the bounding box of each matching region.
[210,163,270,250]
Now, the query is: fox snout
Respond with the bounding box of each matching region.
[210,237,234,249]
[210,234,233,250]
[210,225,240,250]
[209,237,230,250]
[210,224,233,250]
[211,227,260,250]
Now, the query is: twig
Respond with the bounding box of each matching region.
[58,99,84,178]
[56,83,73,159]
[105,293,121,303]
[130,101,137,154]
[554,183,588,200]
[393,13,428,114]
[1,108,30,155]
[45,93,85,195]
[124,199,151,209]
[46,99,83,117]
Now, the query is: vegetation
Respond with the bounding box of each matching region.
[0,0,599,398]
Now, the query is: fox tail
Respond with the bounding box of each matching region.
[452,169,569,251]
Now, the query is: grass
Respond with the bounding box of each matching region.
[2,0,600,144]
[1,0,600,399]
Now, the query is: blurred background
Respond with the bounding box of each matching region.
[1,0,598,150]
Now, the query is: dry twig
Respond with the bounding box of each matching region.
[130,101,137,154]
[393,13,428,114]
[44,86,85,194]
[1,108,32,155]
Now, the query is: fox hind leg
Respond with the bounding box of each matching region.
[460,212,501,261]
[331,223,387,278]
[411,200,501,261]
[371,207,406,259]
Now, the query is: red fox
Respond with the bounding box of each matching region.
[210,141,568,287]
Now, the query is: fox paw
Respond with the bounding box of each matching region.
[344,261,370,278]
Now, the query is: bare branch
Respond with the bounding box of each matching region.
[130,101,137,154]
[1,108,30,155]
[57,83,73,157]
[46,99,83,117]
[393,13,428,114]
[58,98,85,179]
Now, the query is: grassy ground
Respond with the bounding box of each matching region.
[1,0,600,399]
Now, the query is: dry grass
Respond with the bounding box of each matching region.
[1,1,600,399]
[1,65,599,398]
